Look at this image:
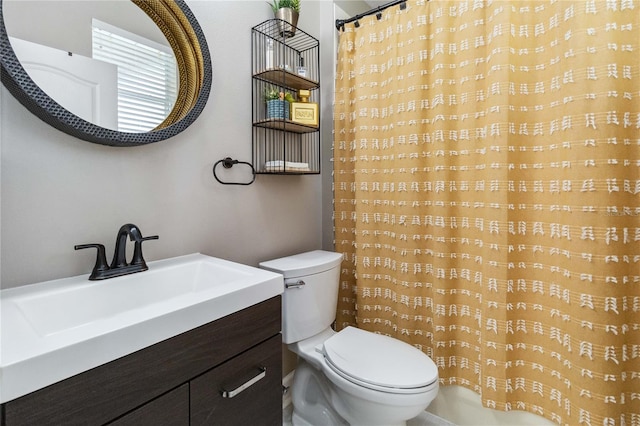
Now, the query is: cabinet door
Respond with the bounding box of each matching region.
[190,335,282,426]
[108,384,188,426]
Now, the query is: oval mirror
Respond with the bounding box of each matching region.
[0,0,212,146]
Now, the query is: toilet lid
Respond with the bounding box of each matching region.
[321,327,438,393]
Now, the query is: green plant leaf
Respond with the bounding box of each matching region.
[264,86,281,101]
[270,0,300,13]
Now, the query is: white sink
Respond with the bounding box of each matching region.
[13,256,264,337]
[0,253,284,403]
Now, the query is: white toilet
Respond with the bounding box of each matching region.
[260,250,439,426]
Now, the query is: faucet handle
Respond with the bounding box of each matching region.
[131,235,159,267]
[74,243,109,280]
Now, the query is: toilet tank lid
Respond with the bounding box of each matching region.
[259,250,343,278]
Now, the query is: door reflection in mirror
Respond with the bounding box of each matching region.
[9,36,118,129]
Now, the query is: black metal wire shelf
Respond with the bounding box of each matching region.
[255,170,320,175]
[253,69,319,91]
[252,19,319,52]
[251,19,321,176]
[253,118,318,133]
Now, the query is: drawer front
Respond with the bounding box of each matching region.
[2,296,281,426]
[190,334,282,426]
[108,384,189,426]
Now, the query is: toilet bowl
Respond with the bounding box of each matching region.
[291,326,438,426]
[260,251,439,426]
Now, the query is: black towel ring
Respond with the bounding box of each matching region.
[212,157,256,186]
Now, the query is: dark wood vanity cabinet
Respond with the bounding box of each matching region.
[190,335,282,425]
[110,384,190,426]
[1,296,283,426]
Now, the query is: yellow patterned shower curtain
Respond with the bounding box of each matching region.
[333,1,639,424]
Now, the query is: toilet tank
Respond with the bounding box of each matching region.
[260,250,343,344]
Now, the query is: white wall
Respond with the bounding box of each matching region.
[0,1,332,289]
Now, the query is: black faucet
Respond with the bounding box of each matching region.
[75,223,159,280]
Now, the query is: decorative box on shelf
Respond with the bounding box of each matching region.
[290,89,318,127]
[251,19,320,175]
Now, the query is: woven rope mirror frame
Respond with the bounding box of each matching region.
[0,0,212,146]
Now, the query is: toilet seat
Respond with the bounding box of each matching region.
[321,327,438,394]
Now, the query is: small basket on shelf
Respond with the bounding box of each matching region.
[264,87,294,120]
[266,99,290,120]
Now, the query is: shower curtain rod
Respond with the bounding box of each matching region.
[335,0,408,31]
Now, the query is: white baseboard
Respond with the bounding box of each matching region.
[282,370,295,409]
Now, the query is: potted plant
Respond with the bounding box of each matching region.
[270,0,300,37]
[265,86,295,120]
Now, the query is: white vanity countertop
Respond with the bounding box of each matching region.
[0,253,284,404]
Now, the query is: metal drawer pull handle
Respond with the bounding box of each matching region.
[285,280,306,289]
[221,367,266,398]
